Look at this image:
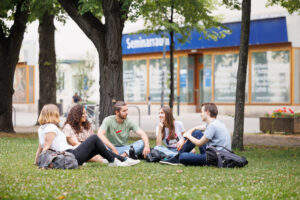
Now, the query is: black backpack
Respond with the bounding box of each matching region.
[146,148,170,162]
[206,145,248,168]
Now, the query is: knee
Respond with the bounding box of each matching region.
[192,130,204,138]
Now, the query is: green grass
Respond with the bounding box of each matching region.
[0,134,299,200]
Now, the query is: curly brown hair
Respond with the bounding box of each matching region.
[63,104,91,134]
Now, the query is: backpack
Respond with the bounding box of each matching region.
[38,149,78,169]
[206,145,248,168]
[146,148,170,162]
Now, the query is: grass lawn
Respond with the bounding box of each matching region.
[0,133,299,200]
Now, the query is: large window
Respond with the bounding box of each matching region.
[13,65,35,103]
[179,56,194,103]
[123,60,147,102]
[149,58,177,102]
[251,50,290,103]
[214,53,248,102]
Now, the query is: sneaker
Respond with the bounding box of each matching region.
[102,159,109,164]
[159,156,182,166]
[108,158,129,167]
[124,158,140,166]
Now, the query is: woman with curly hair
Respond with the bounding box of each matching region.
[62,104,139,165]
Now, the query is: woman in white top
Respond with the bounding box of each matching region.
[34,104,139,167]
[154,106,185,157]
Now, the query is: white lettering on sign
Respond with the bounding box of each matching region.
[126,37,170,49]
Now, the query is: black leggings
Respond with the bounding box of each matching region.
[67,135,125,165]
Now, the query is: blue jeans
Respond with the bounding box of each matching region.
[154,146,178,157]
[115,140,145,156]
[178,130,207,166]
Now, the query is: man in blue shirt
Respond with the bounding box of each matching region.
[160,102,231,166]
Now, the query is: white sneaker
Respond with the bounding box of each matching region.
[108,158,129,167]
[102,159,109,164]
[123,158,140,166]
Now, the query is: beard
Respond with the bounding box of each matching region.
[118,113,127,120]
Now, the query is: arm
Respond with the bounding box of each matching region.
[156,123,164,146]
[183,128,209,147]
[97,129,119,155]
[66,136,81,147]
[42,132,56,153]
[34,143,43,165]
[136,128,150,158]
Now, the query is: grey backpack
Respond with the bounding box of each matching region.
[38,149,78,169]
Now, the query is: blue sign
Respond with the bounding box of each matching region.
[122,17,288,55]
[180,74,187,88]
[204,68,211,87]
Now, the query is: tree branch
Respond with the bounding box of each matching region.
[58,0,105,46]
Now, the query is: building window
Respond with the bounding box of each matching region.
[13,64,35,103]
[123,60,147,102]
[294,49,300,104]
[149,58,177,102]
[251,50,290,103]
[203,55,212,102]
[179,56,193,103]
[214,53,248,103]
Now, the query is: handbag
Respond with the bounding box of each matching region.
[206,145,248,168]
[38,149,78,169]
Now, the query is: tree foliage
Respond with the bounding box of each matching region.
[267,0,300,14]
[136,0,228,42]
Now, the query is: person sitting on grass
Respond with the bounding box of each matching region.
[62,104,107,164]
[97,101,150,159]
[34,104,140,167]
[154,106,186,157]
[159,102,231,166]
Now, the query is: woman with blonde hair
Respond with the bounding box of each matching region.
[34,104,139,167]
[154,106,186,157]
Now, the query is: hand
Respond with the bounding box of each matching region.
[176,139,185,151]
[158,121,164,130]
[194,124,206,131]
[142,146,150,158]
[112,148,119,155]
[183,131,192,139]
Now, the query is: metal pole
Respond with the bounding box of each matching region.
[148,96,151,115]
[161,37,167,108]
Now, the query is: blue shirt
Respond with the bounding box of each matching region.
[204,119,232,150]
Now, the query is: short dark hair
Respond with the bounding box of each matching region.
[201,102,218,118]
[113,101,127,113]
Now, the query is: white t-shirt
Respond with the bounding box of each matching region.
[156,121,185,148]
[38,123,74,152]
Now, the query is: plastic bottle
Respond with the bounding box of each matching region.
[129,145,137,159]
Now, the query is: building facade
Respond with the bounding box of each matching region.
[122,16,300,116]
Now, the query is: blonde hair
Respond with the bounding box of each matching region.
[38,104,60,125]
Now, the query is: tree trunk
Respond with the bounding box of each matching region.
[0,1,29,132]
[37,11,57,119]
[169,1,174,109]
[169,30,174,109]
[232,0,251,150]
[58,0,125,124]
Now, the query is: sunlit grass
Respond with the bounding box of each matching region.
[0,134,299,199]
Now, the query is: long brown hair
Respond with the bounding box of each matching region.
[161,106,176,140]
[63,104,91,134]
